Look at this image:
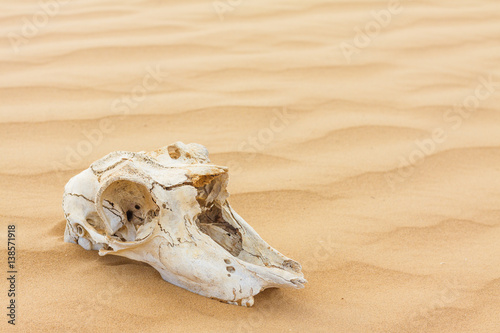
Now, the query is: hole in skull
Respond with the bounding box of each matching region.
[196,204,242,257]
[168,145,181,159]
[100,180,159,242]
[84,212,106,235]
[75,224,85,237]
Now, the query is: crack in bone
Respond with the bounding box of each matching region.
[150,181,194,193]
[66,192,95,203]
[91,157,130,178]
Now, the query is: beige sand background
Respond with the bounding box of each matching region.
[1,0,500,332]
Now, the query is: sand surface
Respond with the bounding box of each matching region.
[1,0,500,332]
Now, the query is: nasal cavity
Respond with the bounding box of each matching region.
[126,210,134,222]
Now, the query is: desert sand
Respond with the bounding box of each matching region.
[1,0,500,332]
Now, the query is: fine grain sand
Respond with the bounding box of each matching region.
[1,0,500,332]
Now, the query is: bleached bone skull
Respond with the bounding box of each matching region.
[63,142,306,306]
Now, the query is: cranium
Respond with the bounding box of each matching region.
[63,142,306,306]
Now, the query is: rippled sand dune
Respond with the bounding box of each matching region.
[1,0,500,332]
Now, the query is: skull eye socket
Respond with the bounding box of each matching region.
[98,180,159,242]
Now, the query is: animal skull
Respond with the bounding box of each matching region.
[63,142,306,306]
